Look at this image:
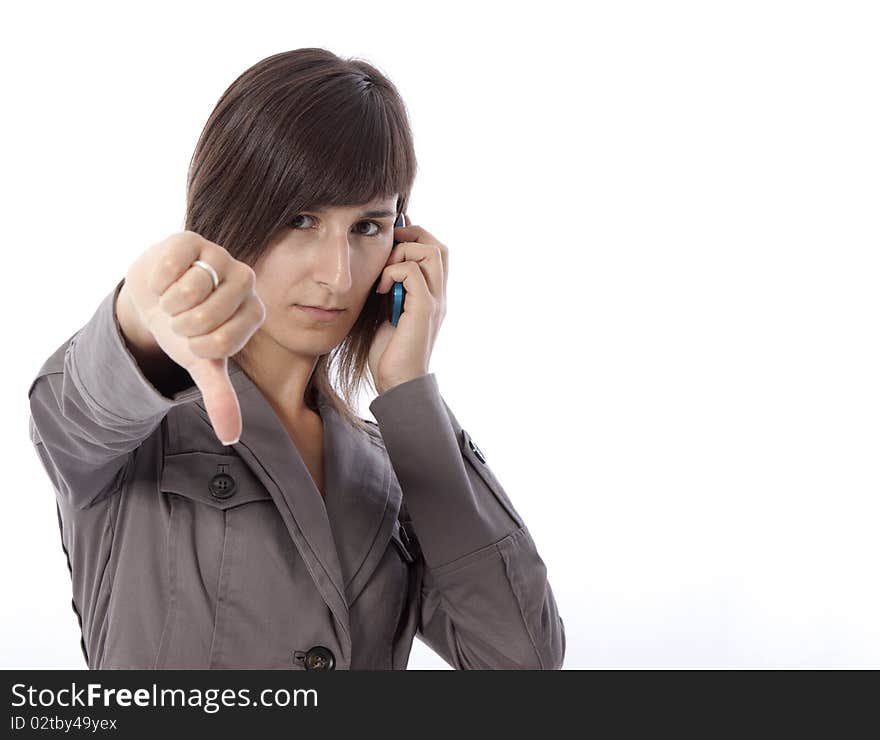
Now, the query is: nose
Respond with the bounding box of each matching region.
[312,227,354,292]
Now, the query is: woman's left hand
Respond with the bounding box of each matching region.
[368,213,448,396]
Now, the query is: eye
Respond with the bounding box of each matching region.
[355,221,384,237]
[288,215,385,238]
[289,214,316,230]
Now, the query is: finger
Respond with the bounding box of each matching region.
[150,233,203,295]
[152,232,232,299]
[188,357,242,445]
[186,295,265,359]
[379,241,444,301]
[167,265,255,337]
[376,260,431,317]
[160,261,223,316]
[404,212,411,227]
[390,224,448,293]
[390,224,442,247]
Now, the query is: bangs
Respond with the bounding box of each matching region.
[272,77,417,219]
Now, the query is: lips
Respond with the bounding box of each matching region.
[296,304,345,322]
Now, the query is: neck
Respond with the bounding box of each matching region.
[234,332,320,423]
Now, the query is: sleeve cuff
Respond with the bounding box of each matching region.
[369,373,522,568]
[68,277,204,423]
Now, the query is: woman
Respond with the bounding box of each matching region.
[27,48,565,670]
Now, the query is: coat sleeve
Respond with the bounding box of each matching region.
[368,373,566,670]
[27,277,204,511]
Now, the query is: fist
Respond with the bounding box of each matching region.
[121,230,265,445]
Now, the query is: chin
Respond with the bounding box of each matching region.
[281,331,341,355]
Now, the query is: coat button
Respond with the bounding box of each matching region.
[209,473,237,499]
[304,645,335,670]
[468,437,487,464]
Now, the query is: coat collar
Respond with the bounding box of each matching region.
[181,356,402,645]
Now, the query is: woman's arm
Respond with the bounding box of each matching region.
[369,373,566,669]
[28,278,202,510]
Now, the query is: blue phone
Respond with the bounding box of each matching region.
[390,212,407,326]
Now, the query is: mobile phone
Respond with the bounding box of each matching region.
[390,212,407,326]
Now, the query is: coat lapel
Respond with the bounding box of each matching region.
[318,392,402,606]
[187,357,402,626]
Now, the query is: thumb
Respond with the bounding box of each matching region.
[188,357,242,445]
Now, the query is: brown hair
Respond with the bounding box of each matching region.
[183,48,418,433]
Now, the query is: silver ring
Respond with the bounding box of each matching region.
[191,259,220,290]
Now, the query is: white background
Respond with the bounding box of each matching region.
[3,0,879,669]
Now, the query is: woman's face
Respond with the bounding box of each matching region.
[250,194,399,357]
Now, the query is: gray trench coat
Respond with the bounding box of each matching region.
[27,278,565,670]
